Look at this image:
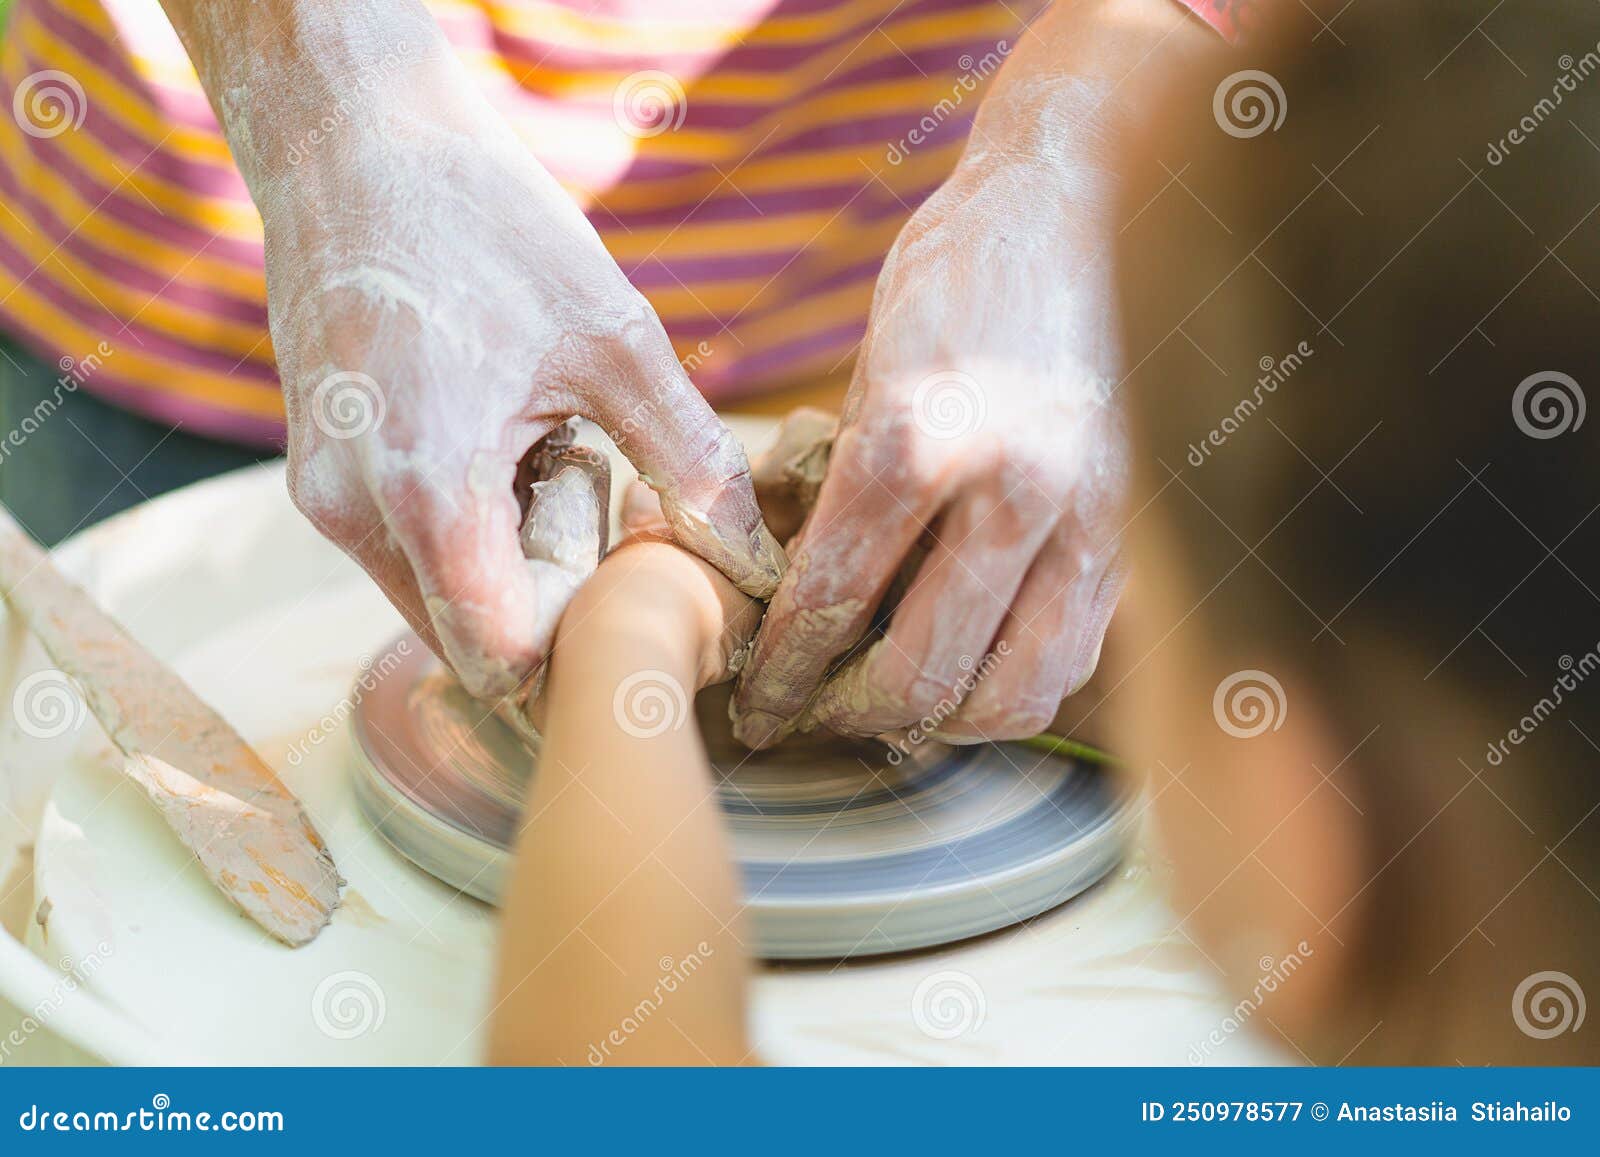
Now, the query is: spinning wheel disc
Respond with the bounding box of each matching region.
[351,636,1134,958]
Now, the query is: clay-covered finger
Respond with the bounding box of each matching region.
[730,425,947,748]
[286,461,447,661]
[370,450,583,700]
[807,485,1057,738]
[339,521,449,663]
[925,531,1116,742]
[583,322,786,598]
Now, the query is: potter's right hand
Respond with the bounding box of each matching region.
[238,45,783,699]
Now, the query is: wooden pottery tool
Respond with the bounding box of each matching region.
[0,504,340,946]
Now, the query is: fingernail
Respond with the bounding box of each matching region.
[739,522,788,598]
[713,510,785,596]
[1065,634,1105,696]
[731,707,788,749]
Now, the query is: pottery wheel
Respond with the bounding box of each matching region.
[352,634,1134,959]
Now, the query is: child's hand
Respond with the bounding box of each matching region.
[572,482,763,693]
[497,485,757,1067]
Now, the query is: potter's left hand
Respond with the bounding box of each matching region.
[730,0,1210,748]
[728,0,1215,748]
[733,133,1132,747]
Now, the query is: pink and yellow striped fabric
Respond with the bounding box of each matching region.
[0,0,1225,446]
[1180,0,1251,41]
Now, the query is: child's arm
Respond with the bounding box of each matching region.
[488,532,761,1066]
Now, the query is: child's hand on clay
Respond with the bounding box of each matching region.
[491,480,762,1067]
[558,487,763,700]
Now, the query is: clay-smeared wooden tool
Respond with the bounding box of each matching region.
[0,504,340,946]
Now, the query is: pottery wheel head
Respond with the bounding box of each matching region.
[352,641,945,850]
[351,632,1134,958]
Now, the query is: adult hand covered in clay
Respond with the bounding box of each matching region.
[733,0,1205,747]
[203,12,783,700]
[732,160,1128,746]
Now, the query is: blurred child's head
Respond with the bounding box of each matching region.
[1114,1,1600,1063]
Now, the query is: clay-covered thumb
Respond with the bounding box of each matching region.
[584,362,788,600]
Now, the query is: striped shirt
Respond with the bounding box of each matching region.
[0,0,1232,446]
